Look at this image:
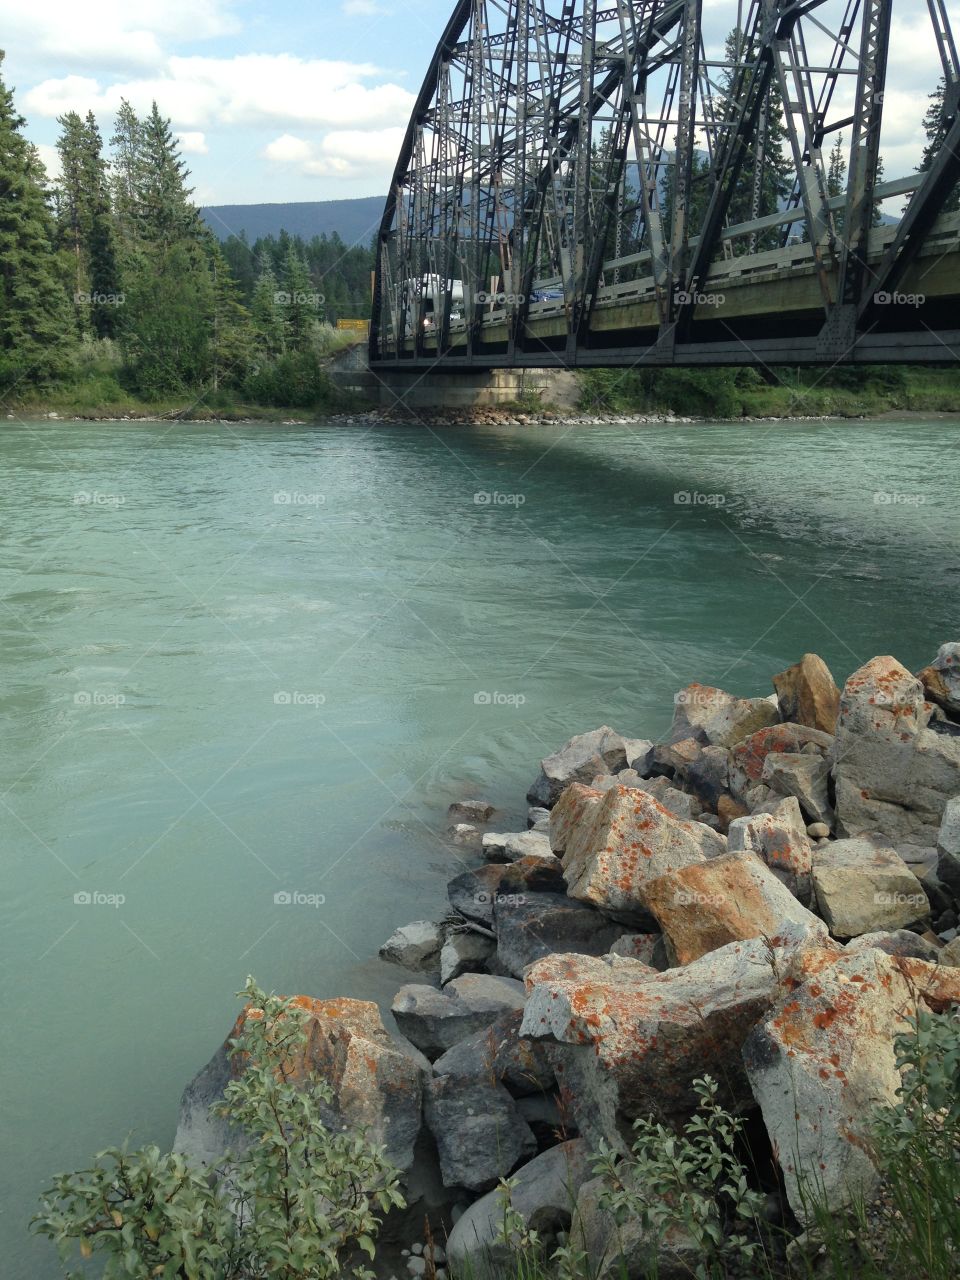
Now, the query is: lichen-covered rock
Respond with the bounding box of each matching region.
[730,724,834,805]
[623,738,656,775]
[481,830,554,862]
[684,744,732,811]
[562,785,726,925]
[762,751,834,827]
[831,656,960,847]
[773,654,841,734]
[727,797,814,902]
[642,852,825,965]
[392,974,526,1059]
[916,642,960,719]
[743,951,960,1223]
[424,1074,536,1190]
[669,684,780,749]
[448,1141,592,1266]
[175,997,424,1173]
[527,727,629,807]
[432,1007,554,1096]
[811,837,929,937]
[520,936,836,1142]
[844,930,940,962]
[379,920,443,973]
[493,891,627,978]
[549,782,603,857]
[608,933,666,967]
[447,856,565,927]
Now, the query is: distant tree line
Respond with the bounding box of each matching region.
[0,50,374,407]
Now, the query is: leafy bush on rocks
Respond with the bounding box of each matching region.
[34,978,404,1279]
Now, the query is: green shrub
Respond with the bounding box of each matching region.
[34,978,404,1279]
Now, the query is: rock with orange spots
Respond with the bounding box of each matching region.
[727,797,814,902]
[684,744,732,811]
[761,751,834,827]
[831,656,960,847]
[527,726,630,807]
[936,795,960,899]
[730,724,834,805]
[743,949,960,1223]
[493,891,628,978]
[174,996,424,1173]
[643,852,826,965]
[608,932,668,968]
[844,930,940,962]
[520,936,826,1143]
[716,793,749,832]
[424,1073,537,1190]
[916,642,960,719]
[392,974,527,1059]
[561,786,726,925]
[549,782,603,857]
[810,837,929,938]
[669,684,780,749]
[773,654,842,734]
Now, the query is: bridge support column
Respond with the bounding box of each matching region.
[370,367,578,412]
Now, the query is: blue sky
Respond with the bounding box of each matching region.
[0,0,942,208]
[2,0,455,204]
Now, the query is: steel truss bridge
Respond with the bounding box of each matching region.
[370,0,960,370]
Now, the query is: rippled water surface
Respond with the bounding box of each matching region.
[2,414,958,1274]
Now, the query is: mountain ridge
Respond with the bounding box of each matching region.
[200,196,386,246]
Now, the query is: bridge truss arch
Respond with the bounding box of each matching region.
[370,0,960,368]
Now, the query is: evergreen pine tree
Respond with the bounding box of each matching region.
[110,99,145,255]
[250,264,288,357]
[0,51,75,392]
[281,244,320,349]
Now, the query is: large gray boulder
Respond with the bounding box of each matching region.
[669,684,780,749]
[423,1074,536,1191]
[481,830,554,862]
[844,930,940,962]
[527,727,629,807]
[447,856,565,927]
[743,950,960,1223]
[936,796,960,899]
[831,656,960,848]
[432,1007,554,1096]
[573,1174,699,1280]
[729,724,834,805]
[772,653,841,734]
[761,751,834,827]
[392,973,526,1059]
[175,996,424,1173]
[447,1140,592,1266]
[379,920,443,973]
[917,642,960,719]
[493,891,627,977]
[811,836,929,938]
[440,930,496,984]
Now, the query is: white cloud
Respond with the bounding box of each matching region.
[262,127,407,182]
[0,1,239,72]
[24,55,415,133]
[342,0,390,14]
[176,131,209,155]
[33,143,62,181]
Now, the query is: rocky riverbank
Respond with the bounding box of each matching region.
[174,643,960,1277]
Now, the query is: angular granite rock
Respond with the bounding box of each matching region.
[844,930,940,962]
[562,785,726,925]
[175,996,424,1173]
[773,654,841,734]
[916,642,960,719]
[424,1074,536,1191]
[527,726,629,808]
[392,974,526,1059]
[811,836,929,937]
[729,724,834,805]
[549,782,603,857]
[379,920,443,973]
[761,751,834,827]
[448,1140,593,1266]
[440,930,496,984]
[831,656,960,847]
[493,891,627,978]
[743,950,960,1223]
[669,684,780,749]
[642,852,825,965]
[481,830,554,862]
[448,856,565,927]
[432,1007,555,1096]
[727,797,814,902]
[573,1174,699,1280]
[936,795,960,899]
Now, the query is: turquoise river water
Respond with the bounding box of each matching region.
[1,415,958,1275]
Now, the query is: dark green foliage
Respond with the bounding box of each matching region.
[919,77,960,213]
